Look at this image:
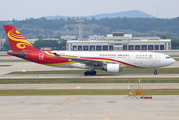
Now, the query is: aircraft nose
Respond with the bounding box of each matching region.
[172,58,176,64]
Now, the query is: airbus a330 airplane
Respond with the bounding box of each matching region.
[4,25,176,75]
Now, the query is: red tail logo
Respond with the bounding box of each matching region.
[4,25,38,51]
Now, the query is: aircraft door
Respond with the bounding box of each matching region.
[156,54,160,61]
[130,54,135,61]
[129,54,135,67]
[153,54,160,67]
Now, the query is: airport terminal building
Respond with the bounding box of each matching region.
[66,32,171,51]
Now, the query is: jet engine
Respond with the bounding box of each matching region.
[102,64,122,73]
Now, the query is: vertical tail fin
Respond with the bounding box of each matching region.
[3,25,39,51]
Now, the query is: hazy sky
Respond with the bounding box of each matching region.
[0,0,179,20]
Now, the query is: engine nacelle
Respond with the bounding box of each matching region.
[103,64,121,73]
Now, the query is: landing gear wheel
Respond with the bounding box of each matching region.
[84,71,90,76]
[90,71,96,75]
[154,71,157,75]
[93,71,96,75]
[154,68,158,75]
[84,71,97,76]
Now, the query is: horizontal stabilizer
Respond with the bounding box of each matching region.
[7,52,27,58]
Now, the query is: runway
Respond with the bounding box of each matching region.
[1,83,179,90]
[0,95,179,120]
[1,73,179,79]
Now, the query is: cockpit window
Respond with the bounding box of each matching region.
[166,56,171,59]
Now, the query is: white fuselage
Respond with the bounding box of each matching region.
[52,51,176,70]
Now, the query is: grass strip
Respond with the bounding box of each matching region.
[0,60,28,62]
[174,58,179,61]
[0,55,9,56]
[8,68,179,75]
[0,65,11,67]
[0,89,179,96]
[1,78,179,84]
[170,55,179,57]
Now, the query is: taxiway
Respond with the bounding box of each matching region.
[0,95,179,120]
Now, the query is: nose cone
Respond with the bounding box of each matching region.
[171,58,176,64]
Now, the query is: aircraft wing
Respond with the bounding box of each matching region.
[53,53,114,66]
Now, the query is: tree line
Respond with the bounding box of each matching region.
[1,16,179,50]
[0,17,179,38]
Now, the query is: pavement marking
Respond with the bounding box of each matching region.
[101,76,106,78]
[76,86,81,89]
[43,98,84,113]
[90,114,109,120]
[17,77,21,78]
[43,99,73,113]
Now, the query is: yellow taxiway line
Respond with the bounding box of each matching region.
[43,98,83,113]
[76,86,81,89]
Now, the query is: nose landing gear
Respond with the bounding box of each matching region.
[154,68,158,75]
[84,70,96,76]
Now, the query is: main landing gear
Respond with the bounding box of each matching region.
[84,70,96,76]
[154,68,158,75]
[84,65,96,76]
